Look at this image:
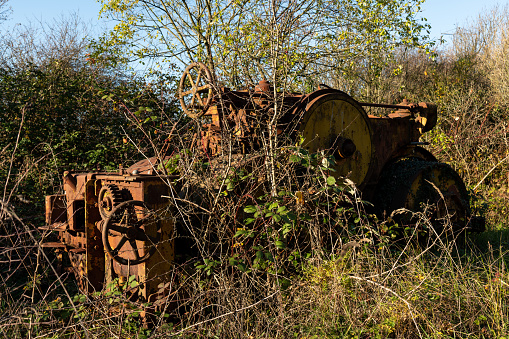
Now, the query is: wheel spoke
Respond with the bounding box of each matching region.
[182,89,194,96]
[189,92,196,108]
[129,239,141,260]
[197,84,210,92]
[112,236,128,255]
[195,93,205,106]
[195,70,202,87]
[109,224,128,234]
[133,214,153,228]
[114,209,129,225]
[186,72,196,89]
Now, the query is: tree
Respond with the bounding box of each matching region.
[95,0,432,196]
[0,13,88,69]
[96,0,432,92]
[451,4,509,107]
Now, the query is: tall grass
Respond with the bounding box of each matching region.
[1,216,508,338]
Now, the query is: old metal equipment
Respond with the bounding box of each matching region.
[178,62,483,231]
[42,61,483,296]
[43,163,175,299]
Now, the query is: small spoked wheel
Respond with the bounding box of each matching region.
[102,200,162,266]
[178,62,214,119]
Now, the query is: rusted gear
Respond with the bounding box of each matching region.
[102,200,162,266]
[178,62,214,119]
[98,184,124,220]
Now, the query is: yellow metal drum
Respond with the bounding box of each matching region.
[299,92,374,188]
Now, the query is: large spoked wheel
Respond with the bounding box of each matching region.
[179,62,214,119]
[102,200,162,266]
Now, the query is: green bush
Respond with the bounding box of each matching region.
[0,60,178,214]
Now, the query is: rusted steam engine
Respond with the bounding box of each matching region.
[42,62,484,296]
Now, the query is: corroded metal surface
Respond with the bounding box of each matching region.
[42,170,177,297]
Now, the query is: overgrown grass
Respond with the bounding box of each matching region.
[1,221,508,338]
[1,137,508,339]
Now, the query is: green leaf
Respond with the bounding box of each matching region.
[282,223,292,235]
[276,206,287,213]
[234,229,246,237]
[326,176,336,186]
[244,218,255,225]
[289,154,301,163]
[275,241,286,249]
[229,255,238,265]
[244,205,257,213]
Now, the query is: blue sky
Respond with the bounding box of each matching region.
[422,0,504,41]
[8,0,103,25]
[6,0,508,44]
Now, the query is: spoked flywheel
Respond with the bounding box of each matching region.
[102,200,162,265]
[178,62,214,119]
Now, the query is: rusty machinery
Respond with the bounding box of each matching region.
[42,61,484,296]
[43,161,176,298]
[179,62,483,230]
